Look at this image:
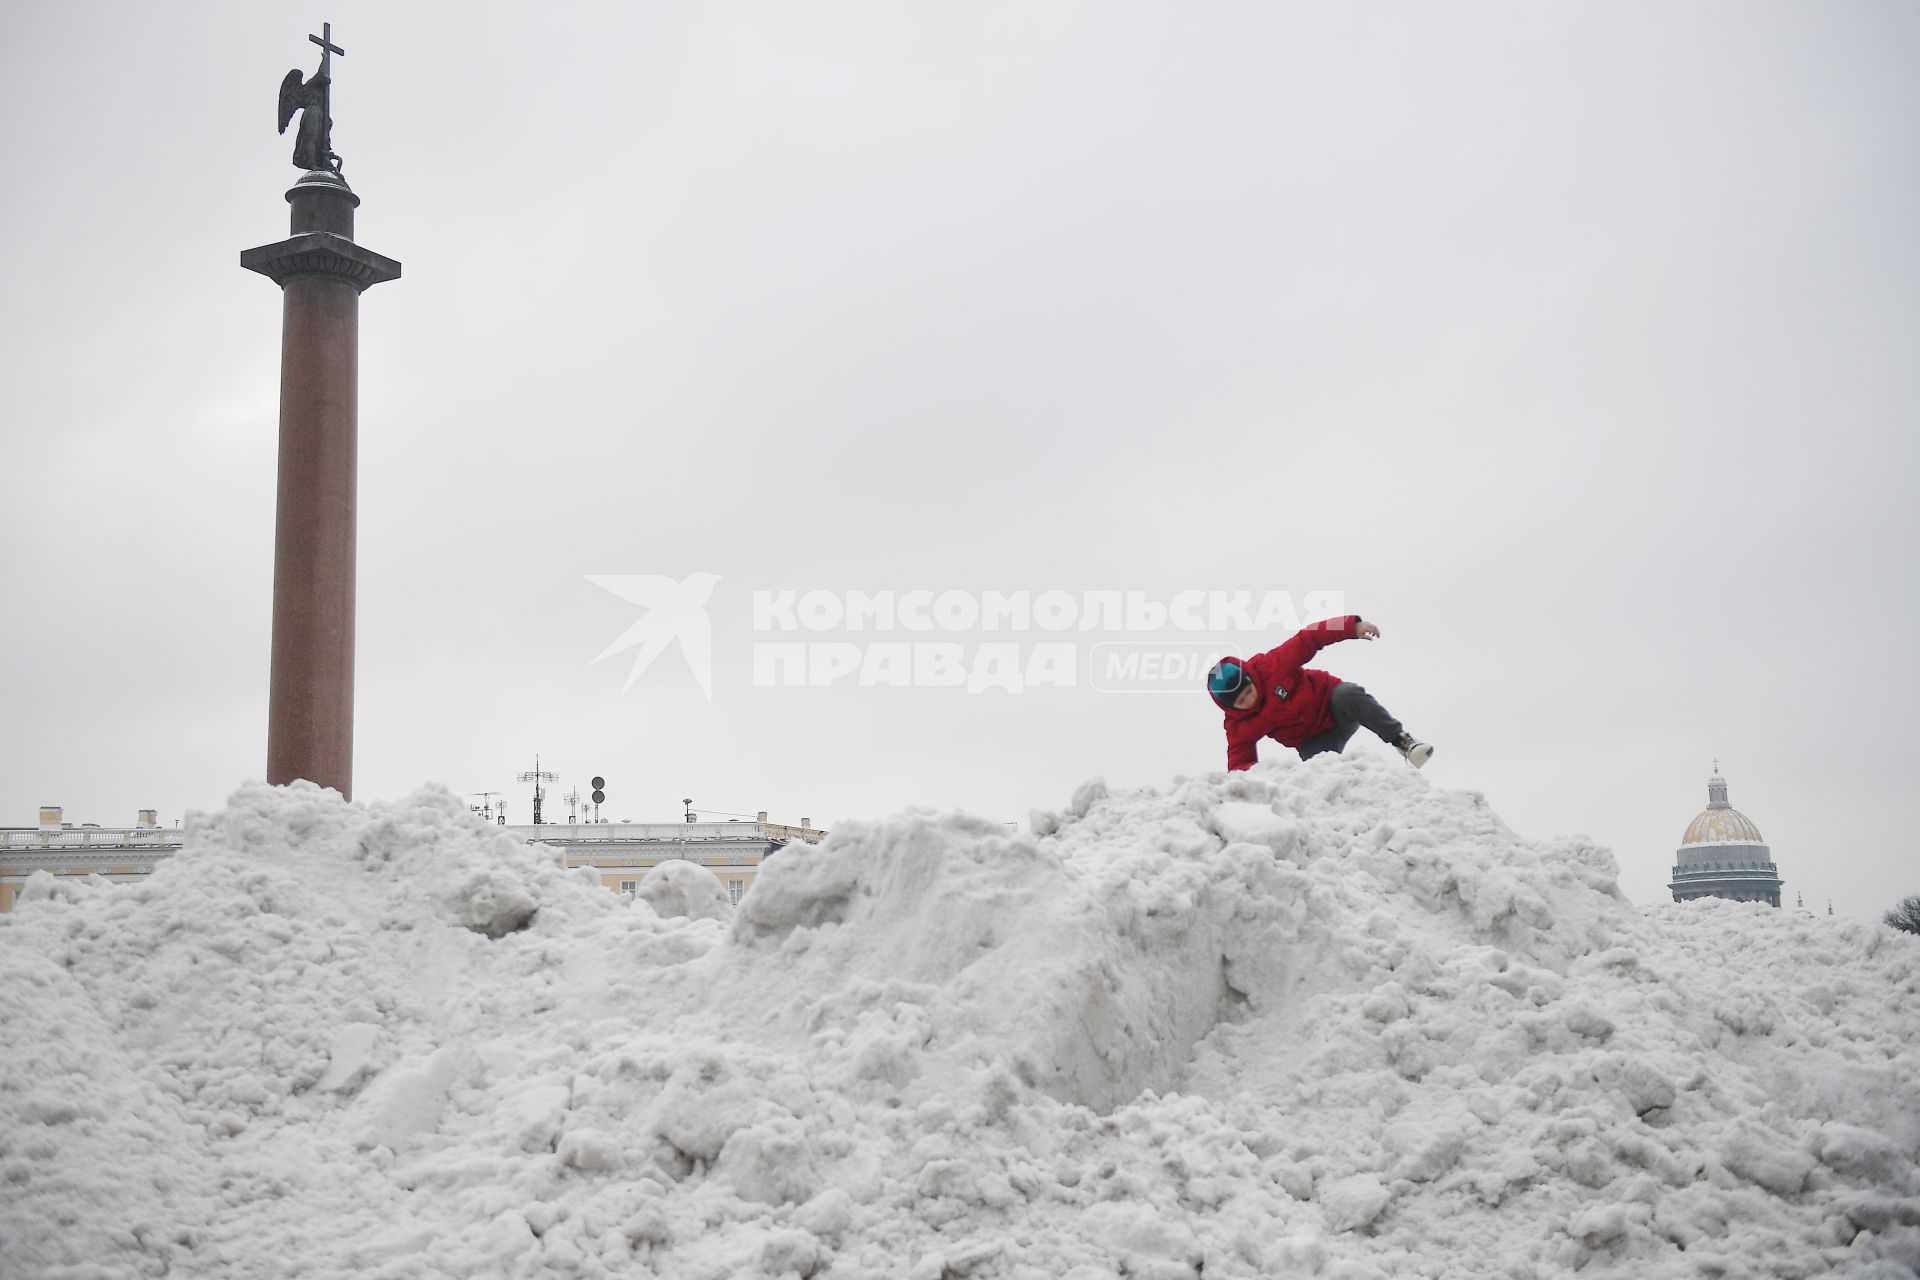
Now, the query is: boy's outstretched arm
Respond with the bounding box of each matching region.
[1259,614,1368,669]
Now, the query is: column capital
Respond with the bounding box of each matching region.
[241,232,402,291]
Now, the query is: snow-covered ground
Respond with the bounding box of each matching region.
[3,754,1916,1279]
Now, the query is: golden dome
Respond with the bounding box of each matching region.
[1681,806,1765,846]
[1678,770,1767,848]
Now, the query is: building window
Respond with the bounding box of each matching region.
[729,878,745,905]
[619,880,636,895]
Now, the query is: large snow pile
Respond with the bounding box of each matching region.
[3,757,1917,1279]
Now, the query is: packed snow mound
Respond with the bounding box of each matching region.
[3,760,1917,1280]
[726,761,1621,1116]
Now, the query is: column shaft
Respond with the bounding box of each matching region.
[266,275,361,798]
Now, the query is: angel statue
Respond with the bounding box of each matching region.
[278,25,345,173]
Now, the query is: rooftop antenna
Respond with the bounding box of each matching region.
[683,797,695,823]
[517,755,559,825]
[562,786,582,825]
[468,791,501,822]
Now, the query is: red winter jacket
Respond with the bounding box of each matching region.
[1219,615,1362,771]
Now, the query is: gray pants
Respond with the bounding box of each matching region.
[1297,682,1405,760]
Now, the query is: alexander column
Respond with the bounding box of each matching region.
[242,24,400,800]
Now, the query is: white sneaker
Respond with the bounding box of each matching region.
[1397,735,1433,769]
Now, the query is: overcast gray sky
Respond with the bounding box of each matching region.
[3,2,1915,921]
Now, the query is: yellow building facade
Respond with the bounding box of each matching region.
[0,808,181,913]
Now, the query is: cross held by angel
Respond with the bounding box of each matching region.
[278,24,346,173]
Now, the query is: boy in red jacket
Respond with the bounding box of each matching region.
[1206,615,1433,772]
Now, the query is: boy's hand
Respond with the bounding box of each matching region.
[1356,620,1381,640]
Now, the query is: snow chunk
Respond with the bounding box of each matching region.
[1319,1173,1391,1232]
[636,858,731,920]
[353,1046,459,1147]
[1716,1116,1816,1194]
[315,1022,381,1094]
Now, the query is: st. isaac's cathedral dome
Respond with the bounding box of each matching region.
[1669,765,1781,908]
